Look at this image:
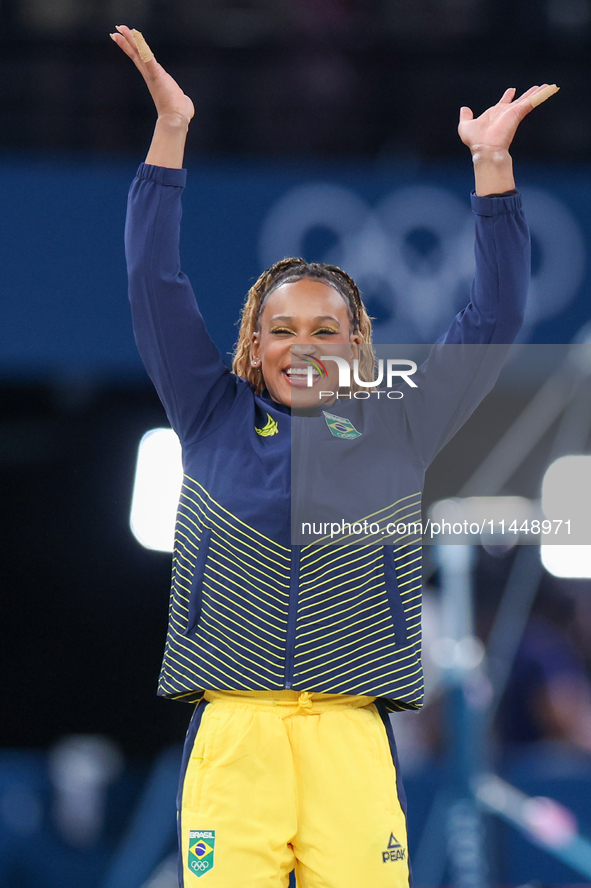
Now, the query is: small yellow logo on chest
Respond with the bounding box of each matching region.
[255,413,279,437]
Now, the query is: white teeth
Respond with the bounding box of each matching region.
[285,368,319,376]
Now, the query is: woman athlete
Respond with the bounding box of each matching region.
[112,23,556,888]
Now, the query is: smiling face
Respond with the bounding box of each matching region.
[250,278,361,408]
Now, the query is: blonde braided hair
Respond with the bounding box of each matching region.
[232,258,376,394]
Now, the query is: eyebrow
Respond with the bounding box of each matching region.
[269,315,341,324]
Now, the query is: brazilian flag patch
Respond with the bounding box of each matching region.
[188,829,215,878]
[323,410,362,440]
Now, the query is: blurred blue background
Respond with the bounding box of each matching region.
[2,1,591,886]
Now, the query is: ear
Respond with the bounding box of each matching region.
[251,331,260,363]
[349,333,362,362]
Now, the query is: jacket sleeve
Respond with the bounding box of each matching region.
[402,191,530,466]
[125,163,239,444]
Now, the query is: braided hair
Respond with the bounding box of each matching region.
[232,258,376,394]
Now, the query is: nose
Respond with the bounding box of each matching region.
[290,343,319,358]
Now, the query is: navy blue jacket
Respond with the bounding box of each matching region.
[125,162,529,711]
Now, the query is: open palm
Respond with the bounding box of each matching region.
[458,85,553,152]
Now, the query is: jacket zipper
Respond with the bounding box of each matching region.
[285,410,310,689]
[285,545,300,689]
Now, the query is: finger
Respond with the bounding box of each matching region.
[498,87,517,104]
[529,83,559,108]
[115,24,142,57]
[513,85,539,103]
[508,83,559,127]
[110,31,138,62]
[459,106,474,123]
[112,24,159,78]
[114,24,157,70]
[111,24,143,66]
[130,28,155,64]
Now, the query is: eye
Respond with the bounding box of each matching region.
[313,328,338,335]
[270,327,294,335]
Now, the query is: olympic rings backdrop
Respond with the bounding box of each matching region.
[1,158,589,384]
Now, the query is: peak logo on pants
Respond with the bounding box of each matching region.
[188,829,215,877]
[382,832,406,862]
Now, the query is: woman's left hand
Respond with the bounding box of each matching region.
[458,84,556,154]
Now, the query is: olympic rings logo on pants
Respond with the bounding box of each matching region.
[191,861,210,872]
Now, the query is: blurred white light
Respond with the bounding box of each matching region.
[430,635,485,670]
[541,455,591,577]
[522,795,578,848]
[48,734,123,848]
[541,545,591,578]
[130,429,182,552]
[541,455,591,518]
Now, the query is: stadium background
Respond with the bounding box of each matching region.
[1,1,591,886]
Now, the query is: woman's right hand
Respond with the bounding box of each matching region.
[110,25,194,124]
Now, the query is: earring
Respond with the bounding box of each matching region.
[252,359,260,367]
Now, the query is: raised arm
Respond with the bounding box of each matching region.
[440,83,559,347]
[404,84,559,465]
[113,27,238,444]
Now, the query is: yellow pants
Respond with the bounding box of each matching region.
[177,689,410,887]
